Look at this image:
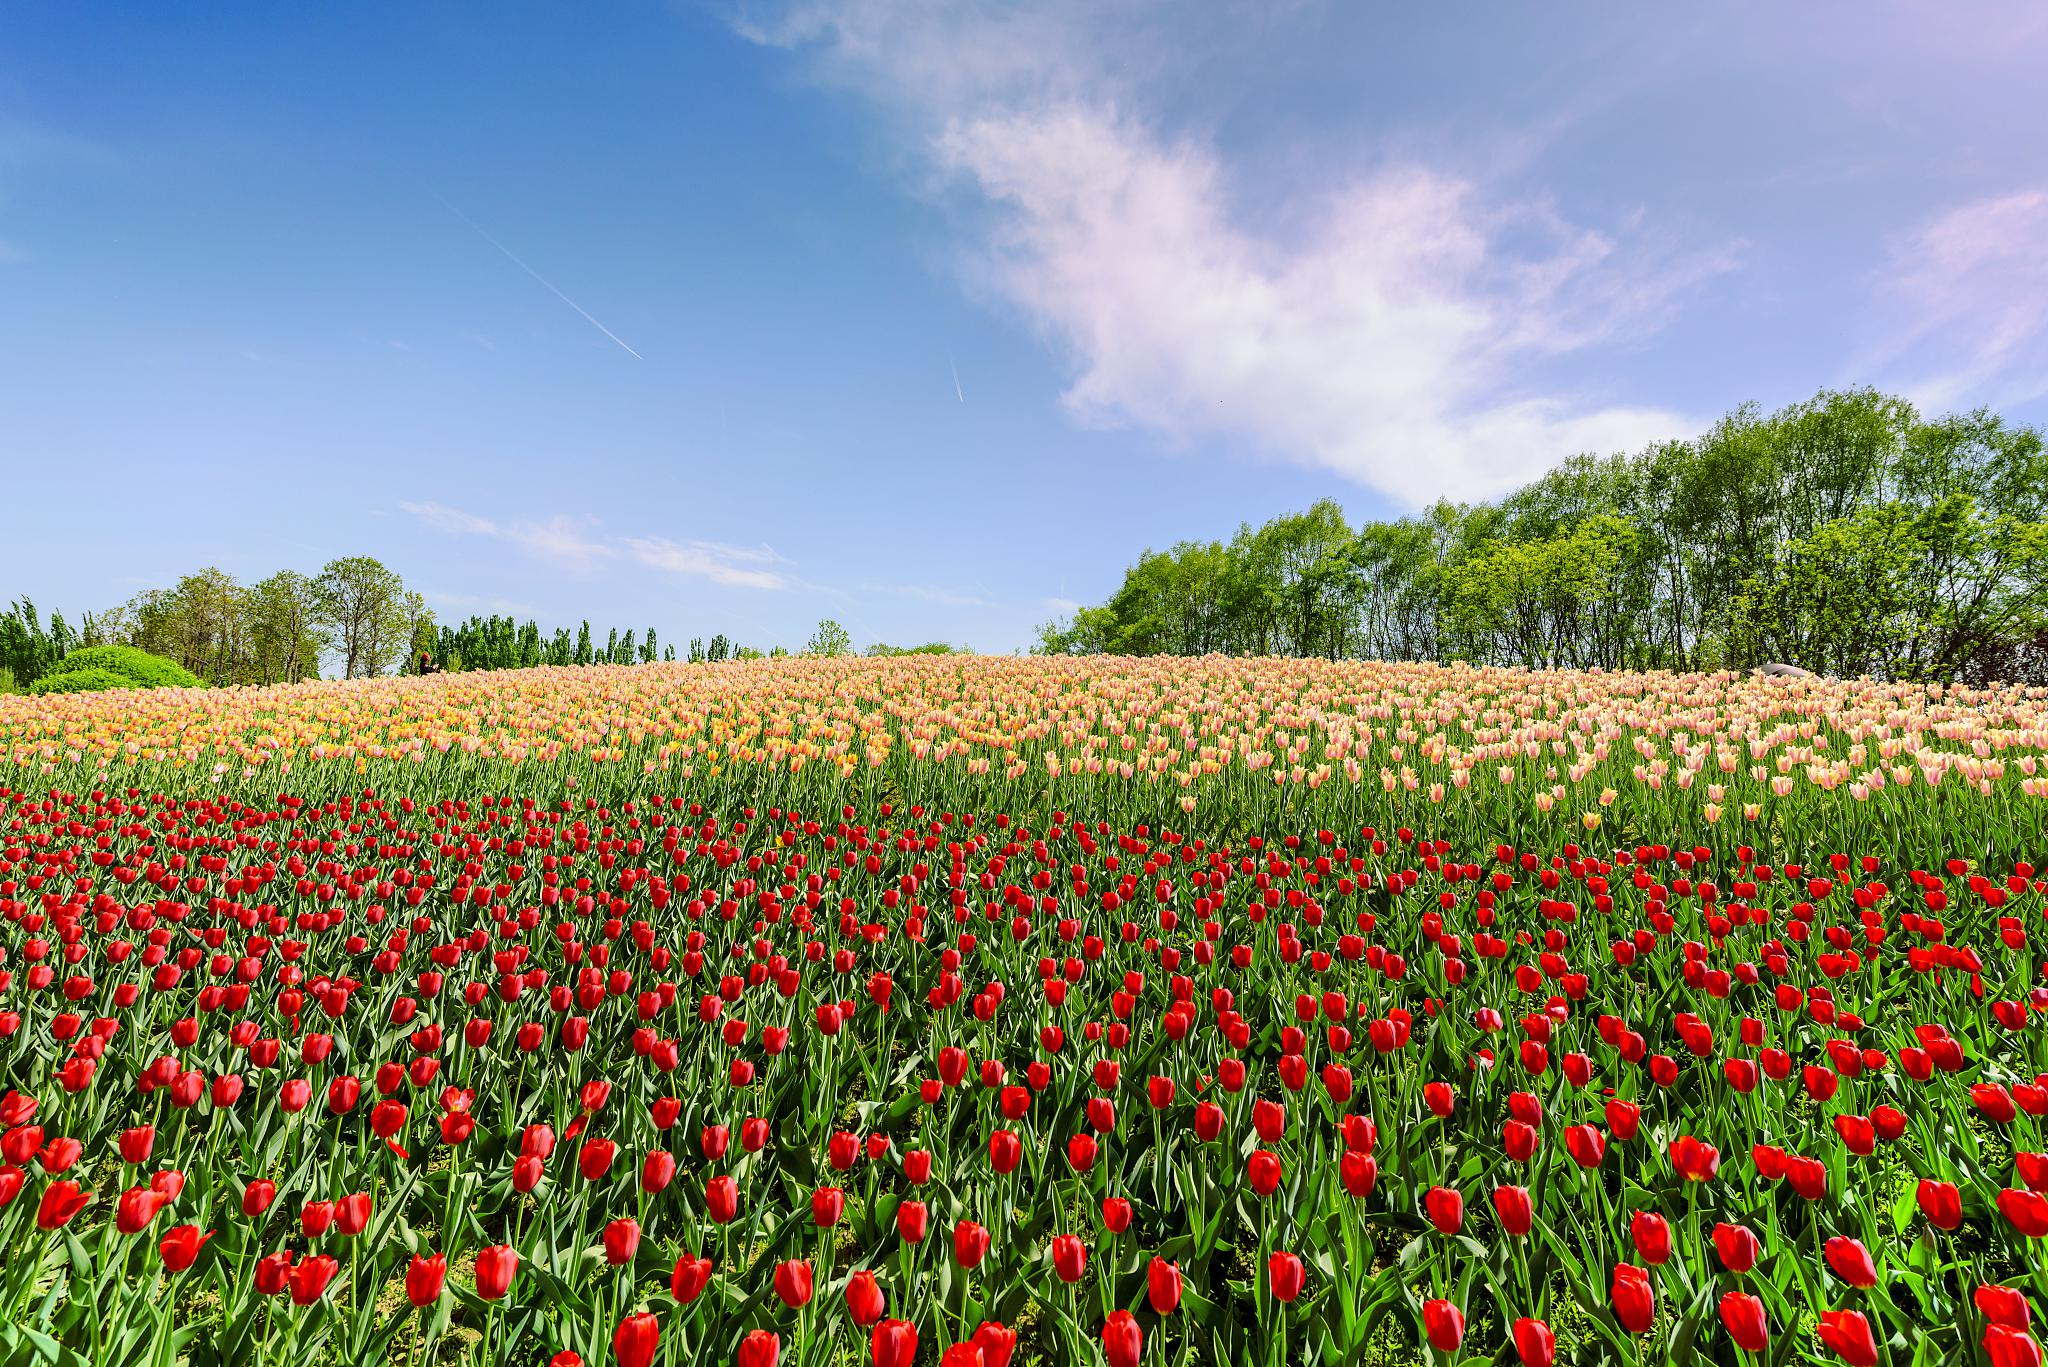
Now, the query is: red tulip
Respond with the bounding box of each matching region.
[737,1330,779,1367]
[1102,1311,1141,1367]
[289,1254,339,1305]
[159,1225,214,1272]
[1713,1222,1761,1273]
[613,1313,659,1367]
[813,1186,845,1227]
[871,1320,917,1367]
[954,1220,991,1268]
[988,1131,1021,1175]
[1423,1185,1463,1234]
[1268,1250,1304,1302]
[1977,1284,2033,1330]
[1148,1257,1181,1314]
[706,1175,738,1223]
[671,1253,714,1304]
[1982,1326,2045,1367]
[1512,1318,1555,1367]
[1816,1309,1878,1366]
[774,1259,813,1308]
[1492,1185,1533,1236]
[1247,1150,1282,1197]
[1611,1263,1654,1333]
[1422,1300,1464,1352]
[1630,1211,1671,1265]
[970,1322,1016,1367]
[845,1268,886,1326]
[407,1253,447,1306]
[2002,1189,2048,1237]
[603,1218,641,1266]
[1720,1292,1768,1352]
[116,1186,169,1235]
[1823,1237,1877,1287]
[1051,1234,1087,1283]
[1669,1136,1720,1182]
[1564,1125,1606,1168]
[1917,1179,1962,1230]
[475,1244,520,1300]
[641,1151,676,1194]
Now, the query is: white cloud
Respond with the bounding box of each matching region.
[401,501,789,588]
[737,1,1729,505]
[623,537,792,590]
[868,582,997,608]
[1869,189,2048,408]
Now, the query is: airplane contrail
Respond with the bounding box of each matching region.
[948,350,964,403]
[434,194,643,360]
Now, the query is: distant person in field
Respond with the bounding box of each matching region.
[417,652,442,676]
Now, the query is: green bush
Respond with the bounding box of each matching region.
[44,644,200,690]
[27,667,136,695]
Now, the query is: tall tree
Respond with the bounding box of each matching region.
[314,557,409,679]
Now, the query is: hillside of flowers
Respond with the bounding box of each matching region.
[1,655,2045,1366]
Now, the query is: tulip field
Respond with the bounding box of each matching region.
[3,655,2048,1367]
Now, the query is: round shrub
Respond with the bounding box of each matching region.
[27,667,137,696]
[43,645,200,690]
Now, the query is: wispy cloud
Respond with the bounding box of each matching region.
[401,501,791,588]
[1865,189,2048,409]
[867,581,996,609]
[736,1,1733,505]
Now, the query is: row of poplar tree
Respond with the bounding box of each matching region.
[1036,388,2048,685]
[0,559,758,691]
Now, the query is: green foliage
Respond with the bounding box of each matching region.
[27,666,135,695]
[1042,388,2048,683]
[46,644,201,689]
[805,619,854,657]
[866,641,962,656]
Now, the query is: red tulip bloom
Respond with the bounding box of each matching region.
[116,1186,169,1235]
[671,1253,714,1304]
[706,1175,738,1223]
[1630,1211,1672,1265]
[2001,1189,2048,1237]
[1102,1311,1142,1367]
[475,1244,520,1300]
[737,1330,779,1367]
[1424,1185,1464,1234]
[898,1199,929,1243]
[813,1186,845,1227]
[988,1131,1021,1175]
[1982,1326,2045,1367]
[1340,1151,1378,1199]
[954,1220,991,1268]
[1977,1284,2033,1331]
[159,1225,214,1272]
[641,1151,676,1194]
[119,1126,155,1164]
[971,1322,1016,1367]
[1611,1263,1654,1333]
[1051,1233,1087,1283]
[1917,1179,1962,1230]
[1422,1300,1464,1352]
[407,1253,447,1306]
[1720,1292,1768,1352]
[1564,1125,1606,1169]
[871,1320,917,1367]
[613,1313,659,1367]
[603,1218,641,1267]
[1975,1083,2019,1125]
[1713,1223,1761,1273]
[774,1259,813,1308]
[289,1254,339,1306]
[1247,1150,1283,1197]
[1423,1082,1456,1117]
[1102,1197,1133,1233]
[1268,1250,1304,1302]
[336,1191,372,1236]
[1512,1318,1555,1367]
[845,1268,886,1326]
[1148,1257,1181,1314]
[1823,1237,1877,1287]
[1493,1185,1533,1236]
[1816,1309,1879,1366]
[578,1138,617,1182]
[1669,1136,1720,1182]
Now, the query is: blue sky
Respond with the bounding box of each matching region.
[4,2,2046,655]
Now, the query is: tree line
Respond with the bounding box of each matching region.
[1035,388,2048,684]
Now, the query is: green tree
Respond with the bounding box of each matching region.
[805,619,854,657]
[313,557,410,679]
